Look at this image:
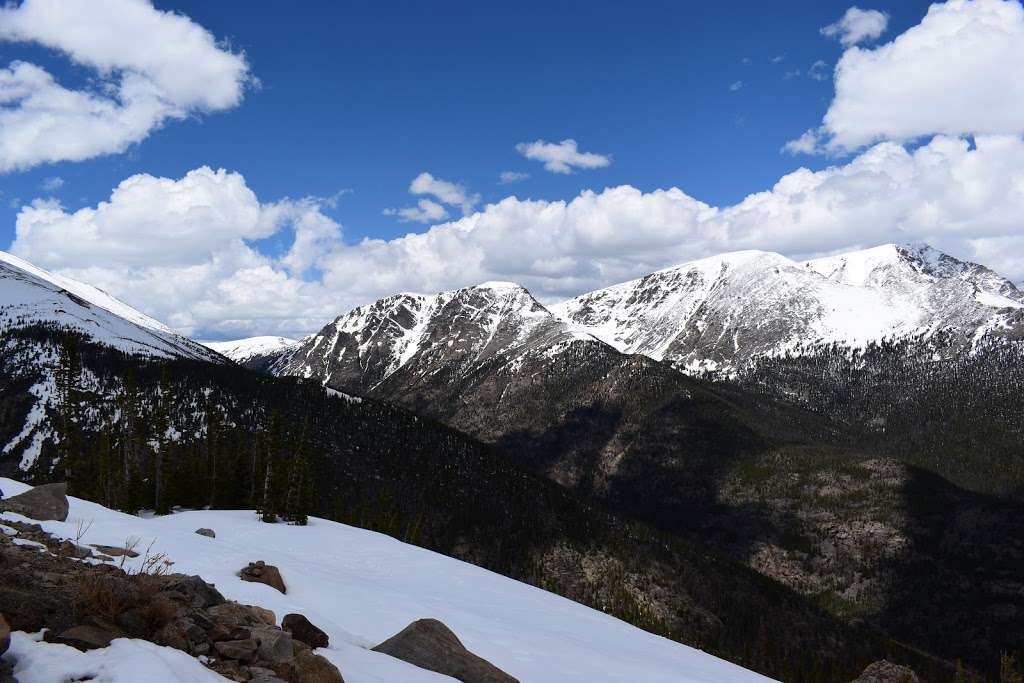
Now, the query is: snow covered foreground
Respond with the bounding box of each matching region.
[0,479,773,683]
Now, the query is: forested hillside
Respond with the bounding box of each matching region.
[0,323,952,682]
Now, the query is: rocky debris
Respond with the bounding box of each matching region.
[282,613,328,648]
[0,521,343,683]
[89,543,140,558]
[0,482,69,521]
[196,528,216,538]
[240,561,287,594]
[372,618,518,683]
[850,660,921,682]
[0,613,9,655]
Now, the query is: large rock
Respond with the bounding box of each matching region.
[251,625,294,665]
[214,638,258,662]
[54,623,118,650]
[372,618,518,683]
[240,561,287,594]
[162,574,226,609]
[851,660,921,683]
[195,528,216,538]
[294,648,346,683]
[282,613,329,649]
[0,614,9,655]
[0,482,69,521]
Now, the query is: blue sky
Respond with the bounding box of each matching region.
[1,0,933,247]
[2,0,1022,339]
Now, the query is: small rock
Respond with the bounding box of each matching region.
[0,482,69,521]
[0,613,10,655]
[240,561,287,594]
[295,648,346,683]
[249,666,288,683]
[57,540,93,559]
[372,618,518,683]
[54,624,118,651]
[850,660,921,683]
[282,613,329,649]
[89,543,140,558]
[195,528,216,538]
[214,638,258,662]
[251,625,294,665]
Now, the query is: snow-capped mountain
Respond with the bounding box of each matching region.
[203,336,299,364]
[0,250,222,363]
[551,243,1023,373]
[270,281,597,394]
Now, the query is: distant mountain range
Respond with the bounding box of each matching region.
[216,243,1022,380]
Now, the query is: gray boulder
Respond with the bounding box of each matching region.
[851,660,921,683]
[250,625,294,665]
[372,618,518,683]
[54,623,118,651]
[0,483,69,521]
[195,528,216,538]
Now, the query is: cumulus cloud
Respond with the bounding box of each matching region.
[515,139,611,174]
[499,171,530,184]
[791,0,1024,153]
[14,136,1024,338]
[821,6,889,46]
[0,0,250,172]
[385,172,479,222]
[729,80,744,91]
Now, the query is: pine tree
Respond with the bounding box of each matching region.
[55,335,84,491]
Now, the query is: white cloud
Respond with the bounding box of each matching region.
[729,80,744,91]
[409,172,478,214]
[515,139,611,174]
[14,136,1024,339]
[384,198,449,224]
[0,0,250,172]
[40,176,64,192]
[782,130,823,155]
[385,172,479,223]
[821,6,889,46]
[792,0,1024,153]
[499,171,530,184]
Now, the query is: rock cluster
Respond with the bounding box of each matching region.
[0,518,340,683]
[850,660,921,683]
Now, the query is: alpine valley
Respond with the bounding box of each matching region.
[2,243,1023,682]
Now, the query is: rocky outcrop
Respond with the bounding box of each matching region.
[372,618,517,683]
[0,482,68,521]
[240,561,287,594]
[282,613,329,649]
[0,520,342,683]
[851,660,921,682]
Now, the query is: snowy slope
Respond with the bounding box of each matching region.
[203,336,299,363]
[0,250,222,362]
[0,478,773,683]
[551,243,1023,373]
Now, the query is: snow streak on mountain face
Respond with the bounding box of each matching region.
[551,244,1024,374]
[0,250,222,363]
[273,281,597,393]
